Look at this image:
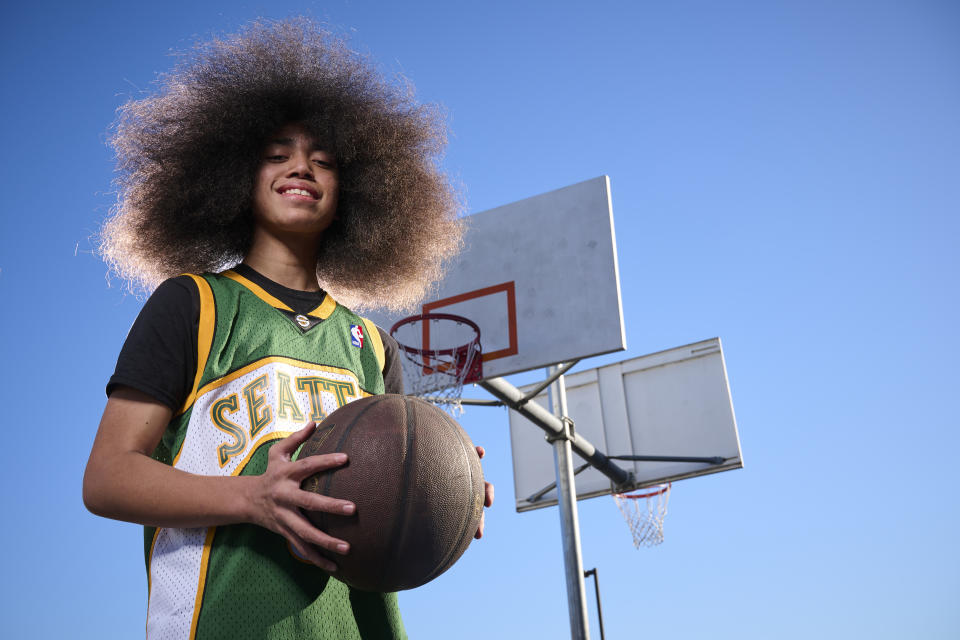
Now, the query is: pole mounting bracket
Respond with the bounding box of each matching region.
[545,416,575,443]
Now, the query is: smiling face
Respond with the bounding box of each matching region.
[251,122,339,243]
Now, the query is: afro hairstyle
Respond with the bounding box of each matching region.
[100,18,463,311]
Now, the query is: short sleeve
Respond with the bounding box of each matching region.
[106,276,199,411]
[378,327,405,395]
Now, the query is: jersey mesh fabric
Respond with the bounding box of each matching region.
[144,272,405,640]
[106,264,405,413]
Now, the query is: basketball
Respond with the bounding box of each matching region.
[299,394,485,592]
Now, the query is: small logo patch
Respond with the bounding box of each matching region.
[350,324,364,348]
[295,314,311,329]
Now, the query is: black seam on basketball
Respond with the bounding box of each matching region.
[381,395,417,587]
[315,396,384,535]
[421,410,477,583]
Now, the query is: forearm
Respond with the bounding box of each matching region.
[82,450,257,528]
[84,390,353,569]
[83,387,258,529]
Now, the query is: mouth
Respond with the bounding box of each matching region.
[277,184,320,200]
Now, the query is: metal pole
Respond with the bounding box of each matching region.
[583,569,606,640]
[547,366,591,640]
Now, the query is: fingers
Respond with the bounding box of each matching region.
[291,513,350,555]
[295,488,356,517]
[290,449,354,517]
[272,421,318,458]
[474,445,493,538]
[275,498,353,571]
[291,451,349,481]
[282,515,349,572]
[250,424,357,566]
[475,445,493,507]
[289,539,337,572]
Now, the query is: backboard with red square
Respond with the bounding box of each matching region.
[367,176,626,393]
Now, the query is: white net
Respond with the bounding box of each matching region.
[390,314,482,415]
[613,484,671,548]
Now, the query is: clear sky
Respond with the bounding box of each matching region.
[2,1,958,638]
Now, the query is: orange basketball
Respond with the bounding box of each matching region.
[299,394,484,592]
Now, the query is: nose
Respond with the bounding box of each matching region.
[287,151,314,179]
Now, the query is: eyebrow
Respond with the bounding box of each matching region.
[267,137,331,153]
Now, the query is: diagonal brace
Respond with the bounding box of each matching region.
[478,376,632,489]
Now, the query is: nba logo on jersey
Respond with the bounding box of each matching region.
[350,324,364,348]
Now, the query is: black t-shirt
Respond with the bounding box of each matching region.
[107,263,404,410]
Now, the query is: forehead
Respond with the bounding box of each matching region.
[264,123,332,152]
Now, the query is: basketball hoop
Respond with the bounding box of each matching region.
[613,483,671,548]
[390,313,482,415]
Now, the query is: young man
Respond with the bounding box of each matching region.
[83,19,491,639]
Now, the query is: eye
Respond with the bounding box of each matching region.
[266,154,287,162]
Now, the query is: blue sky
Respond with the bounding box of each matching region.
[2,1,957,638]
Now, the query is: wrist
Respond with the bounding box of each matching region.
[232,475,262,526]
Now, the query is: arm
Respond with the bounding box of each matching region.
[82,386,354,571]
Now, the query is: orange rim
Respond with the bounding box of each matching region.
[614,483,671,500]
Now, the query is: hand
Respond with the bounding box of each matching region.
[247,421,355,571]
[474,445,495,539]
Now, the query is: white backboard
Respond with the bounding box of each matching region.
[509,339,743,512]
[366,176,626,390]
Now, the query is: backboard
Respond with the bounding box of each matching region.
[365,176,626,393]
[508,338,743,512]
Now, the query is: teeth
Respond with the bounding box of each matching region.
[283,188,313,197]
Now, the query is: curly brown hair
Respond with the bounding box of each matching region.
[100,18,463,311]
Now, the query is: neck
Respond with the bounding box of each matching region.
[243,230,321,291]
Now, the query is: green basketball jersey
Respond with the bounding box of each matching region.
[144,270,406,639]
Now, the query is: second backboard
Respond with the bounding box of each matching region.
[509,338,744,512]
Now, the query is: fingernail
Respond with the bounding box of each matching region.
[335,453,348,463]
[337,542,349,553]
[342,503,355,515]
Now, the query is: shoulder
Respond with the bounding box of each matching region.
[107,275,203,411]
[150,274,201,306]
[125,276,201,330]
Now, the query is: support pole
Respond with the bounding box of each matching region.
[583,569,606,640]
[547,366,591,640]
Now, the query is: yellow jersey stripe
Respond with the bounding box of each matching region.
[224,269,337,320]
[145,527,161,636]
[189,527,217,640]
[361,317,386,372]
[169,357,374,468]
[233,432,292,475]
[194,355,375,400]
[178,274,217,417]
[308,293,337,319]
